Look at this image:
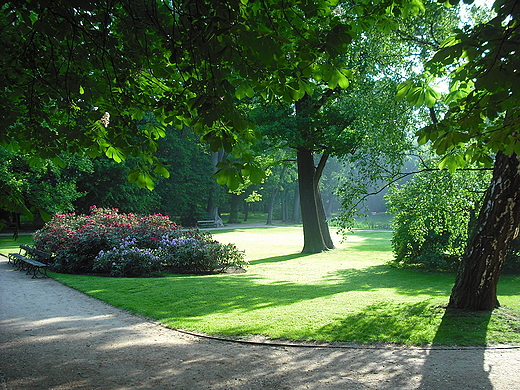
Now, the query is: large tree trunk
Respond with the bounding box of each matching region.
[297,148,333,253]
[448,152,520,310]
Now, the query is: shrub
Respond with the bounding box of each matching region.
[158,234,247,274]
[34,206,248,276]
[93,237,162,277]
[385,168,489,270]
[34,206,181,273]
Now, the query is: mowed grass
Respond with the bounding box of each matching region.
[2,228,520,346]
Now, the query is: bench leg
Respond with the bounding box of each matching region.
[25,264,35,276]
[31,266,48,279]
[17,260,26,271]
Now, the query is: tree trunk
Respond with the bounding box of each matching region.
[291,186,300,223]
[297,147,330,253]
[243,201,249,222]
[227,193,240,223]
[266,192,276,225]
[207,150,225,225]
[316,185,335,249]
[448,151,520,310]
[315,154,334,249]
[267,165,287,225]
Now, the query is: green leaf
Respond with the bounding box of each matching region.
[129,170,155,190]
[337,71,350,88]
[424,86,441,108]
[235,83,254,99]
[39,209,51,223]
[396,81,413,101]
[79,85,85,95]
[226,173,241,190]
[128,169,140,183]
[249,166,265,184]
[154,164,170,178]
[105,146,125,163]
[417,132,429,145]
[51,156,66,168]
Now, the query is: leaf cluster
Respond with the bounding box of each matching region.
[2,0,426,191]
[399,0,520,168]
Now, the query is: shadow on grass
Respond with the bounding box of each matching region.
[327,265,453,297]
[432,308,491,346]
[248,253,313,265]
[318,301,440,344]
[61,264,455,336]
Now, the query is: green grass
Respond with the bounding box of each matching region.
[0,234,34,257]
[2,228,519,346]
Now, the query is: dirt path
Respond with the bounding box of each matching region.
[1,256,520,390]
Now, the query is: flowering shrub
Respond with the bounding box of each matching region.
[93,237,162,277]
[34,206,181,273]
[158,235,246,274]
[34,206,247,276]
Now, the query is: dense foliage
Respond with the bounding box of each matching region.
[1,0,427,200]
[399,0,519,169]
[34,206,246,276]
[386,166,491,270]
[0,147,87,225]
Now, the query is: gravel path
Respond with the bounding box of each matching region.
[1,255,520,390]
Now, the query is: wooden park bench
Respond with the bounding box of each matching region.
[8,244,52,279]
[196,220,219,228]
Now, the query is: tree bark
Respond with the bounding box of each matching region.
[314,154,334,249]
[448,151,520,310]
[267,165,287,225]
[297,147,330,253]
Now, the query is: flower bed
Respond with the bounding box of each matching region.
[34,206,247,276]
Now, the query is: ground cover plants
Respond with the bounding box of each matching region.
[31,206,246,276]
[41,227,520,346]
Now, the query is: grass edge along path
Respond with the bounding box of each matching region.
[2,228,520,346]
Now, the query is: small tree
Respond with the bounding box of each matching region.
[386,163,491,269]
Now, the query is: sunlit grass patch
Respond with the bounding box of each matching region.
[3,228,520,346]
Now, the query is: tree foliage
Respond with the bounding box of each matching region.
[399,0,519,168]
[1,0,426,194]
[398,0,520,310]
[385,161,491,270]
[0,148,88,224]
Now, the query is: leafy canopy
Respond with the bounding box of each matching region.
[2,0,425,190]
[398,0,519,171]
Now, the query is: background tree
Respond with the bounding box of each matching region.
[72,125,216,225]
[400,0,520,310]
[385,157,491,270]
[0,148,88,232]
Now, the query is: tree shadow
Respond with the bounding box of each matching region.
[326,265,453,297]
[418,308,493,389]
[248,253,313,265]
[317,301,438,344]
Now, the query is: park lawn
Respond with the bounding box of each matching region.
[0,234,34,257]
[2,228,520,346]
